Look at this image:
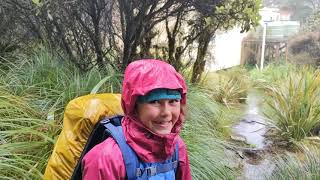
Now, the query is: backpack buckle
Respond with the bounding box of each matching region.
[146,166,157,176]
[173,160,178,168]
[100,118,110,124]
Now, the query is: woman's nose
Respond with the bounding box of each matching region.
[160,102,171,117]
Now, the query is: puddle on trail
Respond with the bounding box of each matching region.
[231,90,274,180]
[232,90,267,149]
[232,114,267,149]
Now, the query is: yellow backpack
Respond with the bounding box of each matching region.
[44,93,123,179]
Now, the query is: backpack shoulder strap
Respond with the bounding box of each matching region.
[102,118,139,180]
[173,142,179,173]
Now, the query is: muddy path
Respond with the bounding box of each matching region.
[229,90,276,180]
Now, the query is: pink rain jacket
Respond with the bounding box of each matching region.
[82,59,192,180]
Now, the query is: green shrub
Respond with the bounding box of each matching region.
[288,32,320,65]
[302,10,320,32]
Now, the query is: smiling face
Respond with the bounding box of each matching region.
[136,99,181,135]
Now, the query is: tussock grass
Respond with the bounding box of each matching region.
[0,90,58,179]
[266,145,320,180]
[0,46,122,179]
[182,88,239,179]
[263,68,320,142]
[1,45,122,118]
[203,67,249,107]
[249,63,297,88]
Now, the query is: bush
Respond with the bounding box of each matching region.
[1,45,122,118]
[288,32,320,65]
[302,10,320,32]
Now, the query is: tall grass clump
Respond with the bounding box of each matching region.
[249,62,297,89]
[0,46,122,179]
[203,67,249,107]
[266,145,320,180]
[182,87,240,179]
[1,45,122,118]
[0,90,58,179]
[264,67,320,142]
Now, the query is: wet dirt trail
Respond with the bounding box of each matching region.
[231,90,275,180]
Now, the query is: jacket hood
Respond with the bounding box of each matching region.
[121,59,187,162]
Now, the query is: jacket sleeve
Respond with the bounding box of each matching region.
[82,138,126,180]
[176,137,192,180]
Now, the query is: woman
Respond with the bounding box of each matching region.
[82,59,191,179]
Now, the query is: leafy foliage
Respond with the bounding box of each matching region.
[303,10,320,32]
[190,0,261,83]
[212,0,261,33]
[2,0,261,84]
[288,32,320,65]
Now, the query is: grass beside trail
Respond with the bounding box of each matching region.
[0,47,240,179]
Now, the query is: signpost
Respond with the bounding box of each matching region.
[260,22,267,70]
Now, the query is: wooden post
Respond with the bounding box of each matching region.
[275,43,280,62]
[240,40,245,65]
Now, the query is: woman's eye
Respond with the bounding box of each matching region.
[169,99,180,103]
[148,100,159,104]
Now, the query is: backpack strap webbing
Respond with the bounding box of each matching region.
[102,120,139,180]
[174,142,179,172]
[136,143,179,178]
